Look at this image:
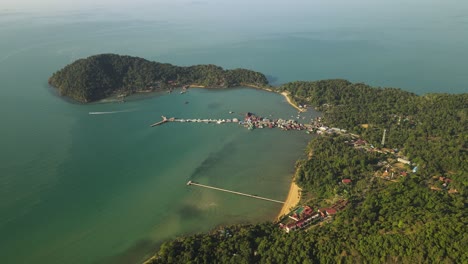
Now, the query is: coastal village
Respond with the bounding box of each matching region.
[150,87,459,235]
[151,110,329,133]
[276,132,458,233]
[275,119,460,233]
[152,106,460,233]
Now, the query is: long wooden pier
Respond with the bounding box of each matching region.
[187,181,284,204]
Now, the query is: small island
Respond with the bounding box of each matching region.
[48,54,269,103]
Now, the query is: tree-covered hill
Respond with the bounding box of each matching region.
[48,54,269,102]
[282,79,467,179]
[146,80,467,263]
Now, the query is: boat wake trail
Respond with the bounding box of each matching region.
[89,109,136,115]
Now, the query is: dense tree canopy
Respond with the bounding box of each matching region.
[48,54,268,102]
[282,80,467,180]
[146,79,467,263]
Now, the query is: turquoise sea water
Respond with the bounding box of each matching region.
[0,5,467,264]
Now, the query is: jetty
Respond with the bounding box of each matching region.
[149,112,327,133]
[150,116,168,127]
[187,181,284,204]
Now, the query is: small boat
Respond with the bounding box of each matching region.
[229,111,234,114]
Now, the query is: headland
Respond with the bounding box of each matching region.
[146,78,467,263]
[48,54,269,103]
[47,55,467,263]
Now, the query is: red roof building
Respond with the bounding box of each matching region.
[302,206,313,216]
[342,179,352,184]
[325,208,337,215]
[318,208,337,217]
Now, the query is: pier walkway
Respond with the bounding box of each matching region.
[150,116,168,127]
[149,112,325,132]
[187,181,284,204]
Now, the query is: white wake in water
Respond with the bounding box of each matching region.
[89,109,136,115]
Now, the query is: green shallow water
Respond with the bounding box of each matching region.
[1,6,467,264]
[0,84,317,263]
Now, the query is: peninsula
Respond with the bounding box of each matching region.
[48,54,269,103]
[48,55,467,263]
[146,79,467,263]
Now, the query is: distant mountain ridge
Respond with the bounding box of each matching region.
[48,54,269,102]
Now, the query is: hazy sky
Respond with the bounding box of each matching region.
[1,0,466,14]
[1,0,467,32]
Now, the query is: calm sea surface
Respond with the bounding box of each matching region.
[0,6,466,263]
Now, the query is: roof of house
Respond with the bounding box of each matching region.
[318,208,337,215]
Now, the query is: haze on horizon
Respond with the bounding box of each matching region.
[2,0,467,18]
[2,0,468,37]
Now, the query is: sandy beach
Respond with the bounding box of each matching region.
[189,84,206,88]
[277,180,301,220]
[281,91,306,112]
[189,84,303,114]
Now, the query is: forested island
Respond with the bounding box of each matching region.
[48,54,268,103]
[146,80,467,263]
